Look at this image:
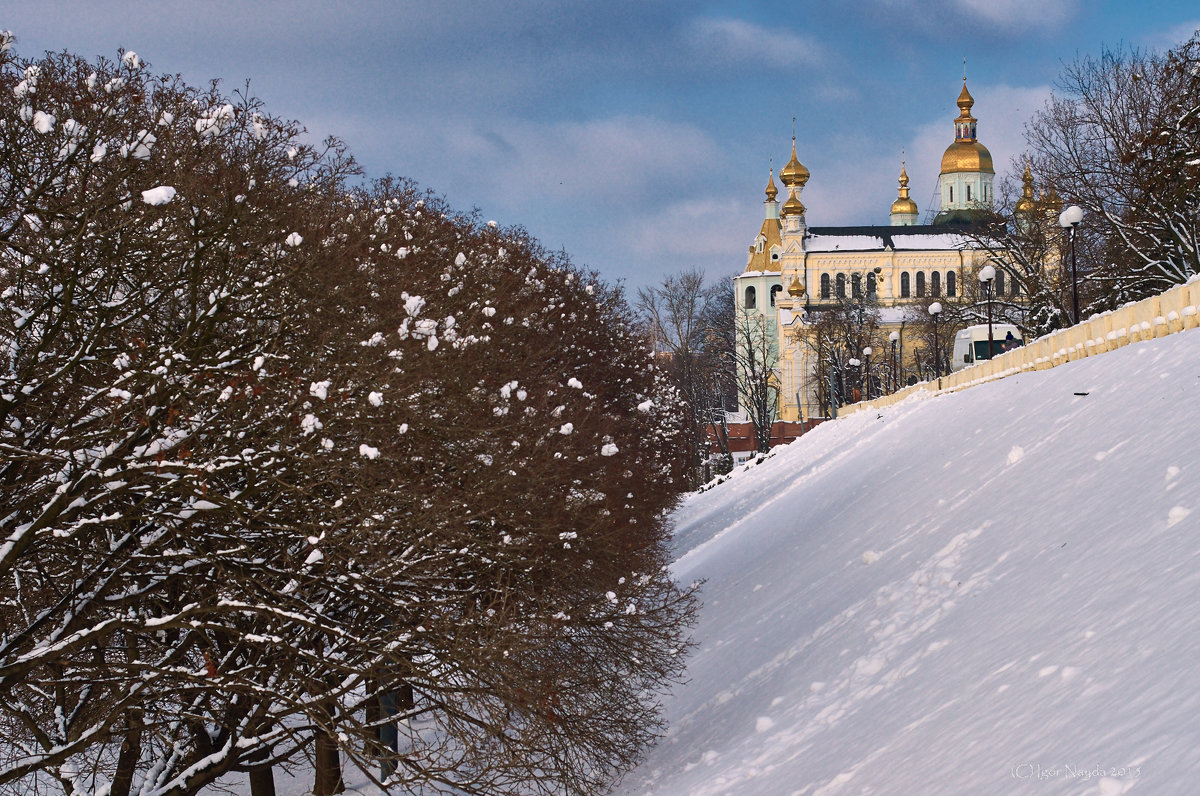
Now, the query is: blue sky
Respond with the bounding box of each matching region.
[6,2,1198,290]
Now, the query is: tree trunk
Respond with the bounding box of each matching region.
[313,730,344,795]
[248,765,277,796]
[109,710,142,796]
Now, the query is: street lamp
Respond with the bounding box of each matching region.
[847,357,860,403]
[862,346,872,399]
[1058,204,1083,325]
[978,264,996,360]
[889,331,899,393]
[928,301,943,387]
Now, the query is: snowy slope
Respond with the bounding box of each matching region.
[615,328,1200,796]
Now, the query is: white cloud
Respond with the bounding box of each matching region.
[951,0,1079,30]
[422,115,725,208]
[685,18,825,69]
[621,196,757,276]
[1143,19,1200,50]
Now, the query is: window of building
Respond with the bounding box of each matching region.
[947,270,957,297]
[744,286,756,309]
[916,271,926,297]
[770,284,782,306]
[851,273,862,298]
[996,270,1006,296]
[836,273,846,298]
[931,271,941,297]
[949,185,953,203]
[966,184,972,202]
[867,272,877,296]
[821,273,831,299]
[1010,277,1020,297]
[900,271,910,298]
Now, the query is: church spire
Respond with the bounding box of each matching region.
[890,154,918,225]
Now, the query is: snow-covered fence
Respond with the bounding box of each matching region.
[841,276,1200,417]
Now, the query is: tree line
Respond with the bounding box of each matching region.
[0,38,697,796]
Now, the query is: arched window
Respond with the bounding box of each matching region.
[770,284,782,306]
[947,270,957,297]
[900,271,910,298]
[966,184,972,202]
[836,273,846,298]
[949,185,954,203]
[744,286,756,309]
[821,273,831,299]
[996,270,1006,296]
[1010,277,1020,297]
[867,272,877,296]
[931,271,941,297]
[916,271,926,297]
[851,273,862,298]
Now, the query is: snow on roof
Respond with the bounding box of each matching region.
[891,233,970,250]
[877,306,911,323]
[806,235,885,252]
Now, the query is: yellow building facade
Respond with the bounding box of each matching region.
[734,80,1025,422]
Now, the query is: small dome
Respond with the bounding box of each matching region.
[957,81,975,114]
[781,186,805,217]
[779,141,810,188]
[940,141,994,174]
[788,277,805,297]
[1014,161,1037,214]
[891,161,918,216]
[765,168,778,201]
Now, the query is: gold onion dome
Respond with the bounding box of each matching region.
[779,141,810,187]
[788,277,805,297]
[891,162,918,215]
[941,141,994,174]
[1014,161,1037,214]
[1044,179,1063,212]
[941,80,994,175]
[781,186,805,217]
[957,81,975,113]
[765,168,778,201]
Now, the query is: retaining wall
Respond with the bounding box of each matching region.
[839,276,1200,417]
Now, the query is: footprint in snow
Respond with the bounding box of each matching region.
[1167,506,1191,527]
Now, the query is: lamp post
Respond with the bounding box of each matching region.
[978,264,996,360]
[928,302,943,388]
[889,331,899,393]
[862,346,872,399]
[1058,205,1083,325]
[847,357,861,403]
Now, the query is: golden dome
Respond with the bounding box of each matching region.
[1014,161,1036,214]
[1043,179,1063,212]
[891,160,918,216]
[940,141,994,174]
[780,186,805,217]
[957,81,975,114]
[779,141,810,188]
[788,277,805,297]
[765,167,778,201]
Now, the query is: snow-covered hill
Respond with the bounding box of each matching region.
[615,327,1200,796]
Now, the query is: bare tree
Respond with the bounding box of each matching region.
[1026,31,1200,304]
[636,269,734,484]
[0,39,697,796]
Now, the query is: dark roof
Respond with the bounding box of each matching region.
[805,222,984,250]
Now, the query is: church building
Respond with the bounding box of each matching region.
[733,79,1049,423]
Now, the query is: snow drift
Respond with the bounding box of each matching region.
[616,327,1200,796]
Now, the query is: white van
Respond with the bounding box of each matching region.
[951,324,1023,372]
